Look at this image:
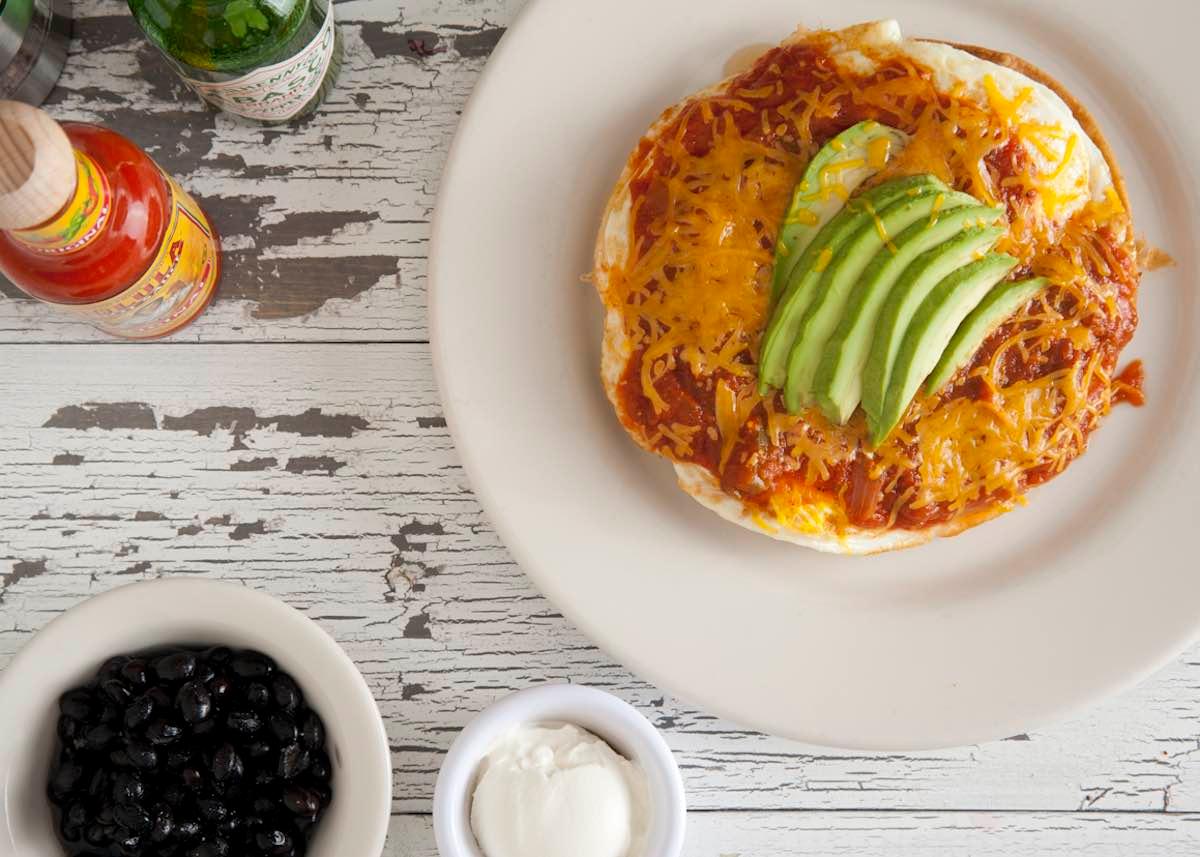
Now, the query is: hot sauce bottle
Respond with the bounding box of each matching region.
[0,101,220,338]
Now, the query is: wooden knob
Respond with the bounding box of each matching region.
[0,100,76,230]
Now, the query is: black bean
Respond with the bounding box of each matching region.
[244,682,270,708]
[146,718,183,745]
[310,783,331,808]
[193,718,217,737]
[208,674,234,701]
[114,803,151,832]
[190,837,230,857]
[276,744,306,780]
[99,655,130,681]
[230,652,274,679]
[254,827,293,856]
[120,657,150,688]
[86,768,108,800]
[117,830,143,852]
[195,661,217,685]
[298,713,324,751]
[58,714,82,746]
[161,785,185,807]
[175,681,213,723]
[212,743,244,782]
[59,813,82,842]
[111,772,144,804]
[85,722,119,750]
[282,785,319,817]
[271,675,300,713]
[252,797,274,815]
[124,694,155,730]
[152,650,197,683]
[181,766,205,789]
[66,801,90,830]
[197,798,228,822]
[226,711,261,735]
[146,686,172,710]
[60,688,94,721]
[126,742,158,770]
[267,714,297,746]
[150,805,174,841]
[215,779,246,803]
[307,751,330,781]
[101,678,133,705]
[84,823,109,846]
[49,760,84,797]
[49,647,328,857]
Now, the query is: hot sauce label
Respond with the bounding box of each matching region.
[181,4,336,122]
[59,176,220,338]
[13,152,111,254]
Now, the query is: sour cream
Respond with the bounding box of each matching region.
[469,723,650,857]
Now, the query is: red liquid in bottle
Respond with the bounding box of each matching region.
[0,123,220,338]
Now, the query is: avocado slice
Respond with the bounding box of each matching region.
[812,202,1005,424]
[860,224,1006,427]
[925,276,1049,393]
[758,174,944,396]
[771,121,908,302]
[872,253,1020,445]
[780,189,970,414]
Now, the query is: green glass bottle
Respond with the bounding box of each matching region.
[127,0,342,123]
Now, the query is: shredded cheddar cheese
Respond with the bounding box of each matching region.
[600,26,1140,536]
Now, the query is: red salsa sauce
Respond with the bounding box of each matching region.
[613,38,1141,532]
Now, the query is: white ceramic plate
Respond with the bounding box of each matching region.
[431,0,1200,749]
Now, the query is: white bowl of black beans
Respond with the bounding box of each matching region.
[0,579,392,857]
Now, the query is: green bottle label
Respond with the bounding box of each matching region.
[181,2,335,121]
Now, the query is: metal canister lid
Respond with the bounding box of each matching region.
[0,0,70,105]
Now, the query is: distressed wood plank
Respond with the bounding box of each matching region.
[383,811,1200,856]
[0,0,524,342]
[3,343,1200,815]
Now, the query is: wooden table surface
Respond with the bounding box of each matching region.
[2,1,1199,854]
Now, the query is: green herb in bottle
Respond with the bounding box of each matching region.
[128,0,342,123]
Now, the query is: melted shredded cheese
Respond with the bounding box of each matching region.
[611,112,801,411]
[603,27,1138,533]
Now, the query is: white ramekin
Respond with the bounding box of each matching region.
[433,683,686,857]
[0,578,392,857]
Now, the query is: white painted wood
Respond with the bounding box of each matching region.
[2,343,1200,820]
[383,811,1200,856]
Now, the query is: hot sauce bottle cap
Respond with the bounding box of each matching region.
[0,100,76,230]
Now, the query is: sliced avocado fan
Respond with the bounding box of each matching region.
[860,224,1006,427]
[758,174,942,396]
[781,188,978,413]
[770,121,909,303]
[871,253,1021,446]
[925,276,1050,393]
[812,202,1005,425]
[756,126,1048,447]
